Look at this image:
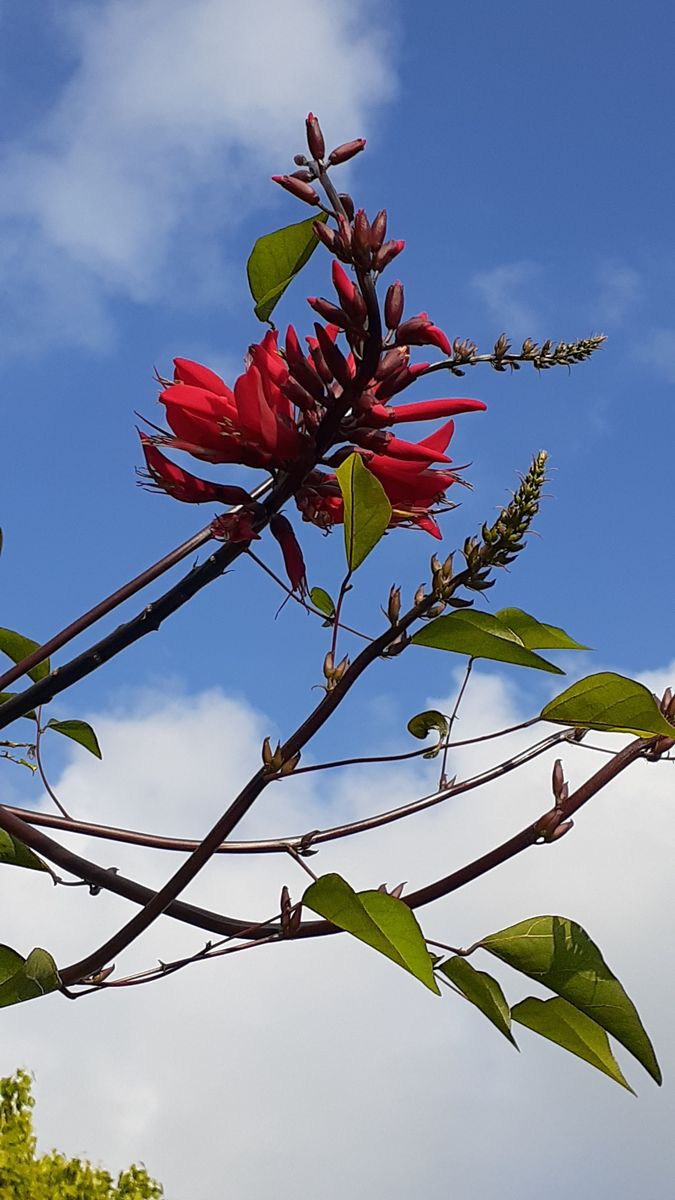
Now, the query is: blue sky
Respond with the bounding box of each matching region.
[2,2,675,1197]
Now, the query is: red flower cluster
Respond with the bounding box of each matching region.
[139,253,486,585]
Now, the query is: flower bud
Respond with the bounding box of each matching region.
[288,355,326,403]
[305,112,325,161]
[331,260,367,325]
[291,168,314,182]
[294,154,308,166]
[384,280,404,330]
[285,324,305,368]
[373,239,405,272]
[338,194,355,221]
[312,220,339,253]
[307,296,352,330]
[306,338,333,385]
[271,175,320,205]
[283,375,317,413]
[370,209,387,251]
[388,585,401,625]
[353,209,372,265]
[328,139,366,165]
[314,323,353,389]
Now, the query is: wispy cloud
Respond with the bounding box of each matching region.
[634,327,675,384]
[470,261,542,336]
[593,261,643,326]
[0,0,397,353]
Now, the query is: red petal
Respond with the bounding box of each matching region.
[173,359,228,394]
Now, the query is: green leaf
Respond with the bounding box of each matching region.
[412,610,563,674]
[335,453,392,571]
[440,956,516,1045]
[495,608,589,651]
[0,629,49,683]
[480,915,661,1084]
[303,873,440,994]
[46,719,102,759]
[247,213,328,323]
[541,672,675,738]
[512,996,634,1092]
[407,710,449,758]
[0,694,37,722]
[309,587,335,619]
[0,829,50,873]
[0,946,59,1008]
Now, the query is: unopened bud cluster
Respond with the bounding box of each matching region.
[468,450,548,575]
[262,737,301,776]
[323,650,350,691]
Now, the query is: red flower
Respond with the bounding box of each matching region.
[155,333,306,471]
[139,434,251,506]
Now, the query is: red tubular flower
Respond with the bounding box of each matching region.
[155,335,307,472]
[270,514,308,597]
[138,434,251,506]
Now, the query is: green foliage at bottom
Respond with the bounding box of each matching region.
[0,1069,163,1199]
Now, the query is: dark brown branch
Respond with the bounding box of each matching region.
[3,729,568,855]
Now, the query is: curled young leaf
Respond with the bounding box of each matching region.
[406,710,449,757]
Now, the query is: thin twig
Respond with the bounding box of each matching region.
[438,658,474,789]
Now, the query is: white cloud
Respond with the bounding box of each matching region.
[470,261,542,336]
[0,0,396,353]
[635,328,675,384]
[593,261,642,326]
[1,670,675,1198]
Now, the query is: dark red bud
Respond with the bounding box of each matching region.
[288,356,326,403]
[312,220,339,253]
[349,428,390,453]
[370,209,387,251]
[305,112,325,161]
[272,175,320,205]
[373,239,405,272]
[285,325,305,368]
[271,513,308,597]
[396,314,431,341]
[375,364,414,400]
[384,280,404,330]
[307,338,333,386]
[283,376,317,413]
[353,209,372,264]
[375,347,407,380]
[331,260,367,326]
[314,323,353,389]
[328,138,366,166]
[338,193,355,221]
[307,296,352,330]
[291,168,314,182]
[294,154,308,166]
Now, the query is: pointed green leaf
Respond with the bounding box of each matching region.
[407,710,449,758]
[495,608,589,651]
[335,453,392,571]
[0,693,37,722]
[0,946,59,1007]
[0,829,50,873]
[0,945,25,986]
[541,672,675,738]
[480,915,661,1083]
[247,213,328,323]
[303,873,440,994]
[412,610,563,674]
[512,996,634,1092]
[46,719,102,759]
[309,587,335,619]
[440,956,516,1045]
[0,629,49,683]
